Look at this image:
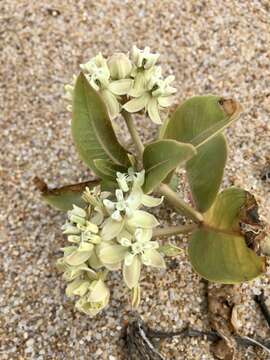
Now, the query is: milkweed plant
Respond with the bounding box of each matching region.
[37,46,268,317]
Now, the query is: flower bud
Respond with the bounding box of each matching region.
[75,279,110,316]
[108,53,132,80]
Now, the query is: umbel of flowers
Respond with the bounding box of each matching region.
[38,45,268,318]
[65,45,176,124]
[57,169,170,316]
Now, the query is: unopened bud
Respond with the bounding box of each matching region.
[108,53,132,80]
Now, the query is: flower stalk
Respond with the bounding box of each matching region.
[122,110,144,160]
[158,183,203,224]
[153,223,198,238]
[122,111,203,224]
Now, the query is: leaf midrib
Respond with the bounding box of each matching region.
[83,78,125,166]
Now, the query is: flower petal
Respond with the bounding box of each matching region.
[88,279,110,302]
[127,210,159,229]
[123,255,141,289]
[101,217,125,240]
[123,95,149,113]
[66,279,90,297]
[147,98,162,124]
[124,252,135,266]
[141,194,163,208]
[99,244,127,264]
[88,250,103,270]
[141,249,166,268]
[66,278,85,297]
[131,285,141,308]
[108,79,133,95]
[157,95,175,108]
[135,228,153,243]
[65,244,94,266]
[105,262,122,271]
[100,89,120,119]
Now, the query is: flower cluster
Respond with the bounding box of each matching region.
[57,169,167,316]
[65,46,176,124]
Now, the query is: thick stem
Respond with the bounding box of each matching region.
[122,110,144,159]
[121,111,203,224]
[153,223,198,238]
[158,183,203,223]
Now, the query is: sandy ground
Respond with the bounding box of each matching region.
[1,1,270,359]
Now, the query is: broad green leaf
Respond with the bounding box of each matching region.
[35,177,100,211]
[162,95,242,148]
[162,96,241,211]
[143,139,196,193]
[188,187,265,283]
[186,134,227,212]
[100,178,118,192]
[168,173,180,192]
[204,187,259,231]
[189,228,265,283]
[94,159,127,180]
[72,73,130,176]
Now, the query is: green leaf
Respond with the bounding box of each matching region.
[94,159,127,180]
[204,187,260,230]
[143,139,196,193]
[162,95,242,148]
[159,243,183,257]
[168,173,180,192]
[188,187,265,283]
[162,95,241,211]
[100,179,118,192]
[72,73,130,176]
[186,134,227,212]
[189,228,265,283]
[35,177,100,211]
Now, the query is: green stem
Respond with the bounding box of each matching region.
[121,111,203,224]
[153,223,198,238]
[158,183,203,224]
[122,110,144,159]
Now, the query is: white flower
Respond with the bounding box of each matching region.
[82,186,109,225]
[131,46,159,70]
[101,170,163,241]
[60,205,103,267]
[99,227,166,290]
[80,53,132,119]
[123,69,176,124]
[75,278,110,317]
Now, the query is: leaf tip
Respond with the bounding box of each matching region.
[218,98,243,117]
[33,176,48,193]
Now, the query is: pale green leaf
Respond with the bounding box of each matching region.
[189,228,265,283]
[188,187,265,283]
[35,177,100,211]
[143,139,196,193]
[94,159,127,180]
[186,134,227,212]
[205,187,250,231]
[162,95,242,148]
[159,243,183,257]
[161,95,242,211]
[72,73,130,176]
